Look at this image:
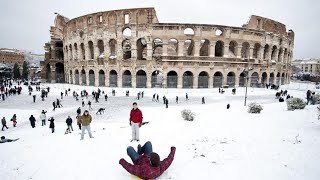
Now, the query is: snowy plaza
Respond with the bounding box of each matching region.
[0,82,320,180]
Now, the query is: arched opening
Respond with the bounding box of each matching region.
[69,44,73,60]
[263,44,270,59]
[136,70,147,88]
[276,72,280,85]
[261,72,267,85]
[137,38,147,60]
[269,72,274,84]
[183,71,193,88]
[271,45,277,61]
[109,70,118,87]
[281,72,285,85]
[239,72,245,87]
[253,43,261,59]
[122,39,131,60]
[109,39,117,58]
[80,43,85,60]
[89,70,95,86]
[153,38,163,58]
[75,70,79,85]
[213,71,223,87]
[151,70,163,88]
[122,70,132,87]
[65,46,68,60]
[55,63,64,83]
[241,42,250,58]
[98,40,104,57]
[250,72,259,87]
[55,42,63,60]
[184,28,195,35]
[215,29,223,36]
[198,71,209,88]
[200,39,210,56]
[74,43,78,60]
[88,41,94,59]
[215,41,224,57]
[229,41,237,57]
[46,64,51,83]
[168,39,178,56]
[227,72,235,87]
[69,70,73,84]
[278,48,283,63]
[167,71,178,88]
[184,40,194,56]
[81,69,86,85]
[99,70,105,86]
[284,48,288,63]
[123,27,132,38]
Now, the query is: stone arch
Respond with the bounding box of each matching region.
[213,71,223,87]
[269,72,275,84]
[198,71,209,88]
[167,71,178,88]
[81,69,86,85]
[250,72,259,87]
[109,39,117,57]
[153,38,163,57]
[123,27,132,38]
[151,70,163,88]
[75,69,79,85]
[55,63,64,83]
[229,41,237,57]
[46,64,51,83]
[99,70,105,86]
[122,70,132,87]
[239,72,245,87]
[74,43,78,60]
[271,45,277,61]
[281,72,285,85]
[227,72,236,87]
[136,70,147,88]
[168,38,178,56]
[200,39,210,56]
[88,41,94,59]
[276,72,280,85]
[137,38,147,60]
[55,42,63,60]
[184,39,194,56]
[261,72,267,85]
[215,41,224,57]
[89,70,95,86]
[253,43,261,59]
[284,48,288,63]
[122,39,132,60]
[241,42,250,58]
[184,28,195,35]
[263,44,270,59]
[183,71,193,88]
[109,70,118,87]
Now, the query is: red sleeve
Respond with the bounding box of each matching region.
[119,159,141,177]
[160,147,176,173]
[139,110,143,123]
[129,109,133,122]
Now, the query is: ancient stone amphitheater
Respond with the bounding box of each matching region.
[42,7,294,88]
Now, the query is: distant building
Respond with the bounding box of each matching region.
[0,48,25,67]
[292,58,320,75]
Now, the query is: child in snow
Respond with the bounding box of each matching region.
[11,114,17,127]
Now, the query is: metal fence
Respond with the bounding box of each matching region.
[167,76,178,88]
[109,74,117,87]
[99,74,105,86]
[183,76,193,88]
[122,75,132,87]
[136,75,147,88]
[227,76,235,87]
[198,76,208,88]
[75,74,79,85]
[213,76,222,87]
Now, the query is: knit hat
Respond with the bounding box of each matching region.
[149,153,160,167]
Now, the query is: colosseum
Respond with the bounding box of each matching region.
[42,7,294,88]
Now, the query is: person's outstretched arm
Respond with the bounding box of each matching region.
[119,158,141,177]
[160,146,176,173]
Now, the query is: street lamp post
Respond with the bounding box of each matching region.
[243,57,253,106]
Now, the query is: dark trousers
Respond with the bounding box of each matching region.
[51,128,54,133]
[67,125,73,131]
[78,124,81,130]
[42,120,46,126]
[127,141,153,163]
[2,124,8,131]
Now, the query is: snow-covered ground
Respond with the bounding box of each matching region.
[0,82,320,180]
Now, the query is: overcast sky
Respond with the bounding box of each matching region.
[0,0,319,59]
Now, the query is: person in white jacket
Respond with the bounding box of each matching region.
[40,110,47,126]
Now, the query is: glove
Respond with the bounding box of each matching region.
[139,123,142,127]
[130,121,131,126]
[171,146,176,151]
[119,158,125,164]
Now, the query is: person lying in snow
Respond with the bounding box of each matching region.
[0,136,19,143]
[119,141,176,179]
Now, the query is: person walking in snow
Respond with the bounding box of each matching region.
[156,94,159,102]
[2,117,9,131]
[176,96,178,104]
[186,93,189,101]
[48,117,55,133]
[66,116,73,131]
[33,95,36,103]
[88,101,92,110]
[79,110,93,140]
[76,107,81,117]
[29,115,36,128]
[52,101,56,111]
[60,92,63,99]
[82,100,85,107]
[11,114,17,127]
[40,110,47,126]
[119,141,176,180]
[77,116,81,130]
[165,99,169,108]
[129,102,143,142]
[202,97,205,104]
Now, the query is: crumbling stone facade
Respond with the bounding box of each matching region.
[42,8,294,88]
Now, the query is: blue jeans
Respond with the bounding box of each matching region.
[127,141,153,163]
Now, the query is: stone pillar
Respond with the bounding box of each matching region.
[94,42,100,60]
[208,76,213,88]
[118,72,122,88]
[95,70,99,87]
[275,50,279,62]
[193,76,198,89]
[104,39,110,59]
[280,52,284,63]
[177,75,183,89]
[260,47,265,60]
[146,42,153,60]
[117,43,123,61]
[194,40,201,57]
[131,39,137,60]
[86,70,90,86]
[235,73,240,87]
[147,74,152,88]
[85,45,90,60]
[132,74,137,88]
[223,45,229,58]
[249,47,254,59]
[209,42,216,57]
[105,70,109,87]
[236,46,242,58]
[79,70,82,85]
[178,41,184,56]
[51,45,56,59]
[162,40,168,56]
[51,69,56,83]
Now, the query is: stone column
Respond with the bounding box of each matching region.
[275,50,279,62]
[162,40,168,56]
[235,73,240,87]
[105,69,109,87]
[118,72,122,88]
[85,45,90,60]
[236,46,242,58]
[79,70,82,85]
[177,75,183,88]
[178,41,184,56]
[117,42,123,61]
[209,42,216,57]
[146,42,153,61]
[193,76,198,89]
[260,47,265,60]
[194,40,201,57]
[95,70,99,87]
[94,42,100,60]
[147,74,152,88]
[223,45,229,58]
[104,38,110,59]
[249,47,254,59]
[131,39,137,60]
[208,76,213,88]
[132,74,137,88]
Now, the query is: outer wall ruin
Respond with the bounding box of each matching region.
[42,7,294,88]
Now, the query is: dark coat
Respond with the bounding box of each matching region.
[66,117,72,125]
[48,119,55,128]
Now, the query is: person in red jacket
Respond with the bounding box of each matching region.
[119,141,176,179]
[129,102,143,142]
